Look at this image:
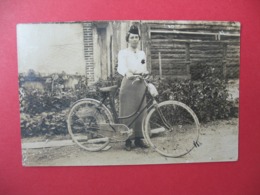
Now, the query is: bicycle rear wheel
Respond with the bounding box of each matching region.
[67,99,114,151]
[143,100,200,157]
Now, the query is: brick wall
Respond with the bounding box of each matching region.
[82,22,94,83]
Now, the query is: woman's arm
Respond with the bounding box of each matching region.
[118,50,136,79]
[117,50,128,76]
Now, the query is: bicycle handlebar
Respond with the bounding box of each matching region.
[131,73,150,85]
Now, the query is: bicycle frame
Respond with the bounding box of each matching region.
[68,75,201,157]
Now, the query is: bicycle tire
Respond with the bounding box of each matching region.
[67,98,114,151]
[143,100,200,157]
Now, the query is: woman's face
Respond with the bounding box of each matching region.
[128,33,140,49]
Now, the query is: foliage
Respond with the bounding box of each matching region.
[19,72,122,137]
[20,110,68,137]
[20,89,77,115]
[19,67,238,137]
[154,66,238,122]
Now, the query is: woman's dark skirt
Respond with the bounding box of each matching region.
[119,77,147,139]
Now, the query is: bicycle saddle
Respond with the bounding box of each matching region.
[99,85,118,93]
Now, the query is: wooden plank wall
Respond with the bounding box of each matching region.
[143,21,240,79]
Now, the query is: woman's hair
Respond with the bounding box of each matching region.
[125,25,141,42]
[125,33,141,42]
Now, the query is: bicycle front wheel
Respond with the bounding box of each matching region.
[67,99,114,151]
[144,100,200,157]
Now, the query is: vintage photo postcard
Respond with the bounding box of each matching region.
[17,20,240,166]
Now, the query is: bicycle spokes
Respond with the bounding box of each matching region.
[67,99,113,151]
[156,107,172,130]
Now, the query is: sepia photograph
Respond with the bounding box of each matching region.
[17,20,240,166]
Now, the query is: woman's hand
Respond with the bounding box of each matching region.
[125,72,135,80]
[126,71,149,80]
[142,70,149,76]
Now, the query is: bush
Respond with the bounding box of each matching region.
[154,67,238,122]
[19,76,122,137]
[20,67,238,137]
[20,89,78,115]
[20,110,68,137]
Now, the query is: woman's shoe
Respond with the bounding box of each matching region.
[134,138,149,148]
[125,139,132,151]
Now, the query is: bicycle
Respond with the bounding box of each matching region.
[67,74,200,157]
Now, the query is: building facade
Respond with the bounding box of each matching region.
[82,21,240,83]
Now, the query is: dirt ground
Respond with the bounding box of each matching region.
[21,118,238,166]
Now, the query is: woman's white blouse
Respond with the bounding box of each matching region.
[117,48,147,76]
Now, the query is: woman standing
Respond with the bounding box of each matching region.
[117,25,149,151]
